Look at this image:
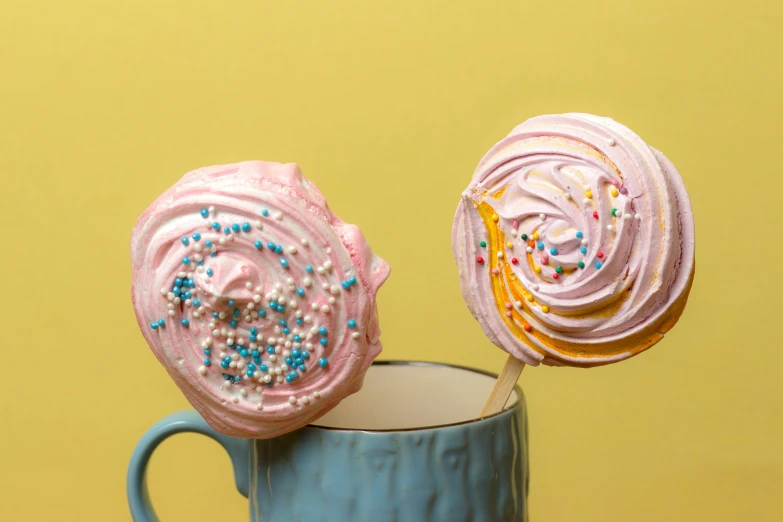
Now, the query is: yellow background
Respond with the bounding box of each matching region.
[1,1,781,520]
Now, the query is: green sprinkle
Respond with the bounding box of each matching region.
[577,261,585,269]
[479,241,487,248]
[611,208,618,216]
[521,233,528,240]
[555,266,563,274]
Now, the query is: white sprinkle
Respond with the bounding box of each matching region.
[330,285,341,295]
[243,281,252,290]
[198,366,207,375]
[515,300,523,308]
[275,283,283,291]
[197,266,205,273]
[255,386,264,393]
[328,297,336,304]
[289,396,297,404]
[280,364,289,372]
[564,192,571,199]
[497,252,504,259]
[253,294,262,303]
[274,212,283,221]
[268,336,276,344]
[511,228,518,236]
[269,354,277,362]
[276,375,284,383]
[199,306,206,313]
[313,391,320,399]
[290,300,298,309]
[286,277,295,285]
[288,246,297,255]
[583,198,591,205]
[193,243,202,252]
[321,305,330,313]
[324,261,333,270]
[167,303,175,310]
[185,299,192,306]
[218,311,227,319]
[178,271,187,278]
[607,225,614,231]
[254,220,263,229]
[278,296,287,305]
[210,245,217,253]
[193,254,202,262]
[304,315,312,323]
[232,396,239,403]
[311,303,319,311]
[223,381,232,389]
[168,310,176,317]
[305,342,314,351]
[204,277,211,283]
[321,282,330,290]
[303,277,312,287]
[263,374,272,383]
[295,310,303,318]
[247,302,254,309]
[226,234,234,242]
[531,284,539,291]
[539,213,546,220]
[635,214,642,220]
[301,396,310,405]
[208,206,215,215]
[352,332,361,339]
[256,402,264,410]
[226,330,233,338]
[229,361,237,368]
[219,237,226,245]
[173,297,181,305]
[526,246,533,253]
[608,138,616,146]
[301,238,309,246]
[167,292,175,300]
[317,266,325,275]
[581,239,588,246]
[240,388,248,397]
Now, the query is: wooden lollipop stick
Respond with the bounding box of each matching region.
[481,355,526,416]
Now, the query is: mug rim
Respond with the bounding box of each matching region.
[306,360,524,434]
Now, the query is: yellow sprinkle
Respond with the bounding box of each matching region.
[506,241,513,249]
[541,305,550,313]
[491,214,499,222]
[611,188,619,197]
[526,294,534,302]
[533,266,542,273]
[585,191,593,199]
[532,232,539,240]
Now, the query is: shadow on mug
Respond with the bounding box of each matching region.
[129,361,529,522]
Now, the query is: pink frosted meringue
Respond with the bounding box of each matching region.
[131,161,390,438]
[453,113,695,367]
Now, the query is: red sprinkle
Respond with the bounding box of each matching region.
[477,257,484,264]
[552,273,560,280]
[511,258,519,265]
[592,211,599,219]
[597,252,604,259]
[523,324,532,332]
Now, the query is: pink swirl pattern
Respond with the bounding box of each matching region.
[452,114,695,367]
[131,161,390,438]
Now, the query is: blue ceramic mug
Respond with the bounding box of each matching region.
[128,361,529,522]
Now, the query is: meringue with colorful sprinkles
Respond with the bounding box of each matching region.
[131,161,390,439]
[452,113,695,368]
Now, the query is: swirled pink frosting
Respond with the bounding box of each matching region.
[452,114,695,367]
[131,161,390,438]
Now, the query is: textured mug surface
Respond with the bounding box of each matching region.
[128,361,529,522]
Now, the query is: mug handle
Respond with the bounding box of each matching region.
[127,411,250,522]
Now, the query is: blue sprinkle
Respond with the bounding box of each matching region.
[297,288,305,296]
[280,258,289,268]
[260,364,268,372]
[283,327,290,335]
[580,247,587,254]
[251,327,258,335]
[150,322,158,330]
[347,319,357,329]
[279,319,288,327]
[267,346,275,354]
[233,309,240,318]
[212,311,219,318]
[269,302,278,311]
[320,337,328,347]
[197,261,204,267]
[200,208,209,218]
[295,318,303,325]
[251,349,260,358]
[576,231,583,238]
[193,299,201,307]
[267,242,275,250]
[299,364,307,372]
[274,245,282,254]
[255,240,263,249]
[181,319,190,327]
[205,240,213,247]
[172,286,181,295]
[228,300,235,306]
[233,376,242,383]
[301,351,310,359]
[342,281,351,290]
[241,222,251,232]
[206,268,214,276]
[240,349,249,357]
[182,257,190,265]
[249,335,256,342]
[192,233,201,241]
[349,276,357,285]
[230,320,238,328]
[305,265,313,273]
[223,227,231,234]
[293,335,301,343]
[537,243,545,250]
[221,360,229,368]
[550,248,558,255]
[204,348,211,355]
[212,222,220,230]
[292,350,301,358]
[258,309,267,318]
[157,319,166,327]
[231,223,240,232]
[210,251,217,258]
[262,209,269,216]
[319,326,328,335]
[266,382,274,387]
[203,359,211,366]
[285,357,293,365]
[286,375,293,383]
[175,278,183,286]
[181,236,190,246]
[183,291,191,299]
[318,358,328,368]
[293,357,303,366]
[253,356,261,364]
[595,262,603,269]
